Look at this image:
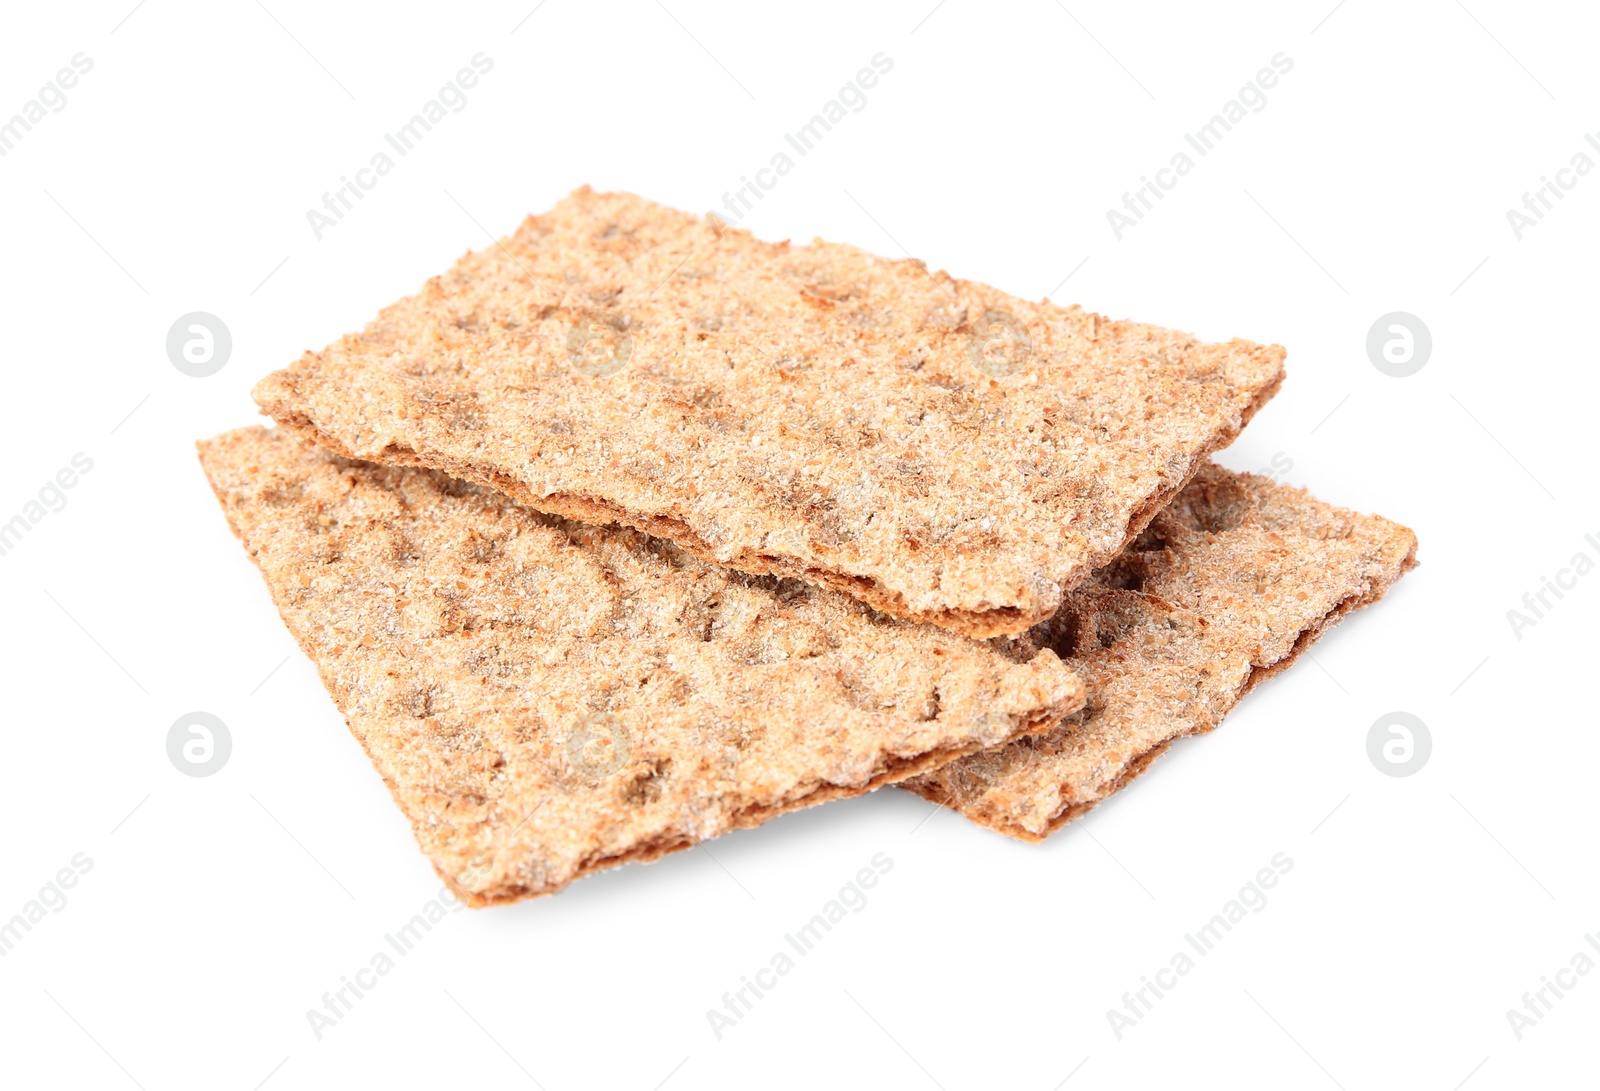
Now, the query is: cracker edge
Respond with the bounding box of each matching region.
[907,517,1417,842]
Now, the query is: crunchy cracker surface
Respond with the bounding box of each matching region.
[904,463,1417,840]
[199,427,1082,904]
[254,187,1285,638]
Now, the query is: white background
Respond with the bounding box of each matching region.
[1,1,1594,1087]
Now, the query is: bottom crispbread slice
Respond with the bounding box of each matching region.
[904,462,1418,840]
[198,427,1082,904]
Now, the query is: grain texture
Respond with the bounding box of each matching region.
[255,187,1284,637]
[199,427,1081,903]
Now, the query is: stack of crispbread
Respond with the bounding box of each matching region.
[202,188,1415,905]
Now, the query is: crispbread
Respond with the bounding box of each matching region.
[254,187,1284,638]
[904,462,1417,840]
[198,427,1082,904]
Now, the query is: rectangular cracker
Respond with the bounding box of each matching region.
[904,462,1417,840]
[254,187,1284,639]
[198,427,1082,904]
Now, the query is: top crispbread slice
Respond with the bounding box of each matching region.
[904,462,1418,840]
[198,427,1081,905]
[254,187,1284,638]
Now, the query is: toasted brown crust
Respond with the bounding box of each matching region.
[198,427,1082,904]
[254,186,1285,638]
[903,462,1418,840]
